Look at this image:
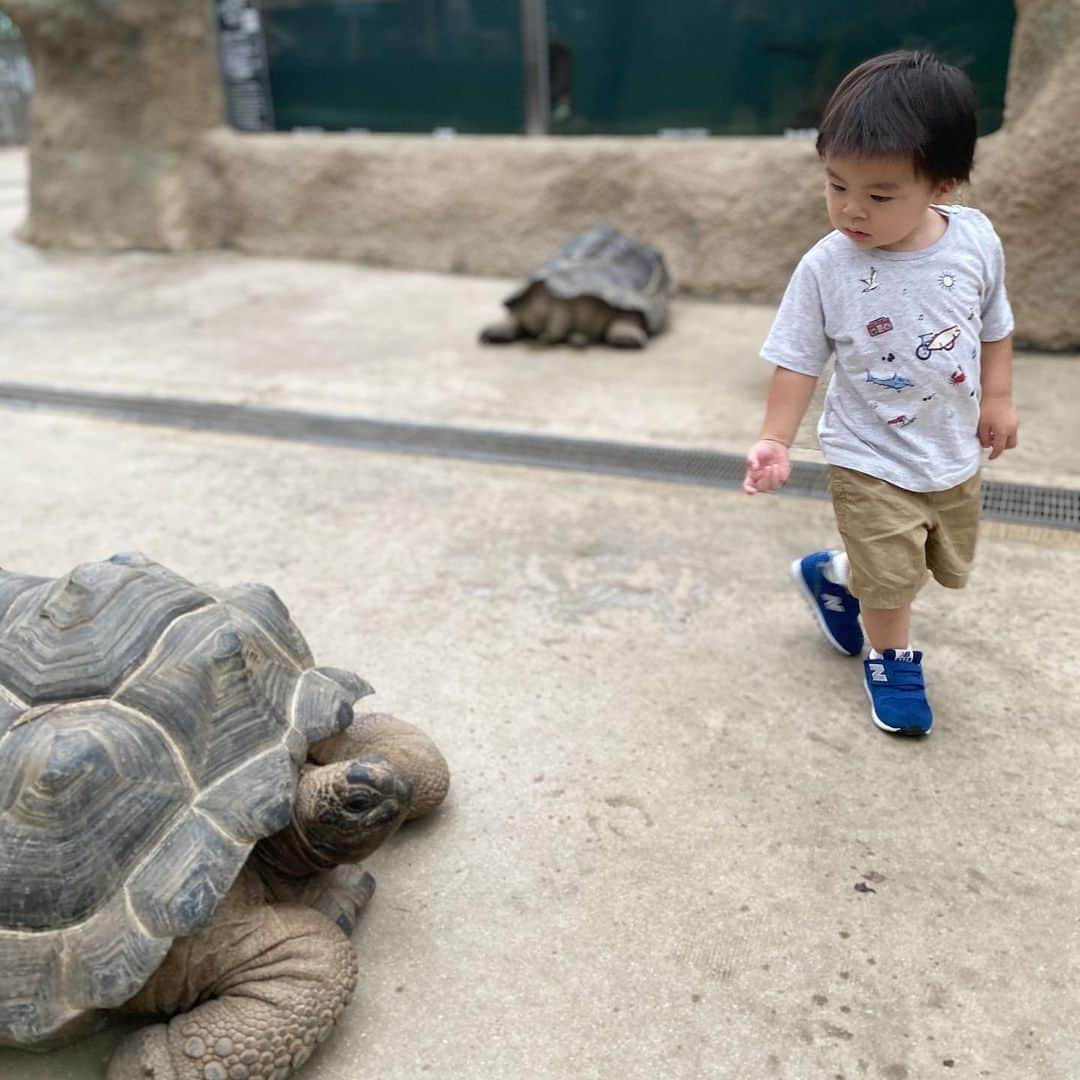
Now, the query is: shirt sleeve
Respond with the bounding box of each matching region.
[760,255,833,376]
[980,228,1015,342]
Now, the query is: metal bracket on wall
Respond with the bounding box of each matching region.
[214,0,275,132]
[521,0,550,135]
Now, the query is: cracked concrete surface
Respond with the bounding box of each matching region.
[1,148,1079,1080]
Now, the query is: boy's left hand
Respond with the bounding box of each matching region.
[977,396,1019,460]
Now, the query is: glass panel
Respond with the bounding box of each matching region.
[546,0,1014,136]
[260,0,526,133]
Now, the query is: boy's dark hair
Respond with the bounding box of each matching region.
[816,51,977,184]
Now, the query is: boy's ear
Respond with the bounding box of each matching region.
[935,178,961,201]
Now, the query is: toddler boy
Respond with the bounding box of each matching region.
[744,50,1018,735]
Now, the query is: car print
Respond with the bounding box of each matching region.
[915,325,961,360]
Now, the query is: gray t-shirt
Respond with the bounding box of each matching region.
[761,206,1014,492]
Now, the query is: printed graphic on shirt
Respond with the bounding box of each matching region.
[867,315,893,337]
[866,371,914,392]
[938,270,958,290]
[950,366,966,385]
[915,325,961,360]
[870,400,918,428]
[860,266,880,292]
[880,352,896,363]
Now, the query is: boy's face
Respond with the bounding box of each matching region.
[823,154,957,252]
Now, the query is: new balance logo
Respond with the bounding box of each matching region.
[869,663,887,683]
[823,595,846,613]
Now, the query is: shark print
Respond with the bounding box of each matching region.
[866,371,915,392]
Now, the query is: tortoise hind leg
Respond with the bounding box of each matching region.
[108,905,357,1080]
[605,314,648,349]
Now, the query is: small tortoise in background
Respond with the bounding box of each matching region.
[480,225,671,348]
[0,554,449,1079]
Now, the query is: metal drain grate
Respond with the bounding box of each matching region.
[1,382,1077,531]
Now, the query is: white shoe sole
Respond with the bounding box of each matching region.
[863,679,931,736]
[789,558,861,657]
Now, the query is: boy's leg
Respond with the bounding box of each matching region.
[790,549,864,656]
[829,467,934,735]
[860,604,912,654]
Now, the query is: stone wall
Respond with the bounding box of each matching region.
[0,38,31,146]
[968,0,1080,349]
[3,0,225,248]
[3,0,1078,348]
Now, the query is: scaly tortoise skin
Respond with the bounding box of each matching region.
[480,225,671,348]
[0,553,449,1079]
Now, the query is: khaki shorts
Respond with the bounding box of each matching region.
[829,466,981,609]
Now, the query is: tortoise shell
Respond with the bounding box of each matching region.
[0,554,368,1047]
[504,225,671,334]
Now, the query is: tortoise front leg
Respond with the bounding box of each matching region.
[479,313,524,343]
[108,905,358,1080]
[604,314,648,349]
[262,864,377,937]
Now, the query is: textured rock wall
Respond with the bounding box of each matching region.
[5,0,1079,347]
[3,0,225,248]
[204,130,829,303]
[968,0,1080,349]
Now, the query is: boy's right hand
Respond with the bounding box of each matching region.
[743,438,792,495]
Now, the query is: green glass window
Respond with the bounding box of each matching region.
[257,0,1014,136]
[260,0,525,132]
[546,0,1014,136]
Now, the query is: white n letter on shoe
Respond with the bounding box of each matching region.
[869,663,887,683]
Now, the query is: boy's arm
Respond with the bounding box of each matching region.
[743,366,819,494]
[978,335,1018,460]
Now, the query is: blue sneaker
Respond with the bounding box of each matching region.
[790,550,863,657]
[864,650,933,736]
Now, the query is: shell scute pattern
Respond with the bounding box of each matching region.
[218,584,314,669]
[0,555,212,705]
[293,667,372,747]
[0,702,188,931]
[0,686,25,741]
[194,745,296,843]
[0,933,62,1043]
[116,604,301,791]
[0,555,367,1049]
[58,890,169,1009]
[506,225,671,334]
[125,810,249,940]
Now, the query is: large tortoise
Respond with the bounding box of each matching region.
[480,225,671,348]
[0,553,449,1079]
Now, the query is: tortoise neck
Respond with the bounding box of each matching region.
[253,821,338,879]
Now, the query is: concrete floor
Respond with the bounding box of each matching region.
[1,147,1079,1080]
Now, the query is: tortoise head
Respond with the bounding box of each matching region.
[293,754,413,867]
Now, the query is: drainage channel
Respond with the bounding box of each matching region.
[1,382,1078,532]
